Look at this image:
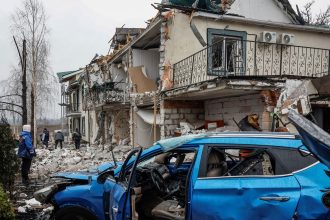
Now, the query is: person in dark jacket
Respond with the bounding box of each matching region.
[17,125,36,186]
[41,128,50,148]
[54,130,64,149]
[72,128,81,149]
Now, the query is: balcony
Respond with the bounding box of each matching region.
[87,82,130,107]
[66,102,81,117]
[172,40,330,89]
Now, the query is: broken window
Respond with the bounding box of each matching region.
[208,29,246,76]
[199,146,318,178]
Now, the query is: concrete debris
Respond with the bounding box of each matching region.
[25,198,42,207]
[17,206,27,213]
[31,144,132,182]
[14,143,133,219]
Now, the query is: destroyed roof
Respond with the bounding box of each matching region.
[275,0,305,24]
[161,0,304,24]
[57,69,84,83]
[108,17,162,63]
[110,28,145,48]
[57,70,79,82]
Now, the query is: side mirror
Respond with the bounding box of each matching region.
[97,170,117,184]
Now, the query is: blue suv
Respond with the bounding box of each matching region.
[34,110,330,220]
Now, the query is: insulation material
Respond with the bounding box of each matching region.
[132,49,160,81]
[136,109,161,125]
[128,66,157,93]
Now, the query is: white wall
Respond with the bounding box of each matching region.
[165,13,330,66]
[110,64,127,90]
[132,49,160,80]
[229,0,292,23]
[205,94,270,131]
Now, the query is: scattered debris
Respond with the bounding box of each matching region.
[13,143,133,219]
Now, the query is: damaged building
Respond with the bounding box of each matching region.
[58,0,330,147]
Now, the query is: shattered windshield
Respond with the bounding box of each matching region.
[155,134,207,152]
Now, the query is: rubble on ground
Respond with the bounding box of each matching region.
[13,143,133,219]
[30,143,132,182]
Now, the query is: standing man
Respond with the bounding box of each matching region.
[17,125,36,186]
[54,130,64,149]
[72,128,81,149]
[41,128,49,148]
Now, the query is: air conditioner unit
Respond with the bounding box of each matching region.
[260,31,277,43]
[279,33,295,45]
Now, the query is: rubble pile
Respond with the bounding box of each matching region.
[31,144,132,181]
[13,143,132,219]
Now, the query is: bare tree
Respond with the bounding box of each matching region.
[297,1,330,26]
[11,0,54,144]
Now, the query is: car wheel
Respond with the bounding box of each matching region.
[55,206,98,220]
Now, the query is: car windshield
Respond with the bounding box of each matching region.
[155,134,206,152]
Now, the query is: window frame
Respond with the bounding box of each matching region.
[207,28,247,76]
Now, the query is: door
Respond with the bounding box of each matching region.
[289,110,330,169]
[109,148,142,220]
[191,146,301,220]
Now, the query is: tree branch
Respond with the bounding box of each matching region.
[0,101,23,109]
[0,94,22,99]
[0,108,23,117]
[13,36,24,73]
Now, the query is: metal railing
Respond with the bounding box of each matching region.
[66,102,80,115]
[172,40,330,89]
[87,82,130,106]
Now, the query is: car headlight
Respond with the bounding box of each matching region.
[34,184,58,203]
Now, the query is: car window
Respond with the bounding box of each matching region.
[199,146,319,178]
[199,147,275,178]
[268,148,318,174]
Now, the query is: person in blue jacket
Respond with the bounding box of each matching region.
[17,125,36,186]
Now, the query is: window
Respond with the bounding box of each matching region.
[268,148,317,174]
[199,146,318,178]
[207,29,247,76]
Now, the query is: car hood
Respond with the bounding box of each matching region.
[52,162,120,180]
[289,110,330,169]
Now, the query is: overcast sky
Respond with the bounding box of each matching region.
[0,0,328,82]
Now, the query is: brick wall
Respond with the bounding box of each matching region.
[161,100,204,138]
[205,94,271,131]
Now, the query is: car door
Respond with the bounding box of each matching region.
[191,145,301,220]
[109,148,142,220]
[289,110,330,169]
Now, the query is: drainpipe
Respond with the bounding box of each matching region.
[190,13,207,47]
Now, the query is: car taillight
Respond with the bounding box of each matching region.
[322,192,330,209]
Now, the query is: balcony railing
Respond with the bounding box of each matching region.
[172,40,330,89]
[66,102,81,116]
[87,82,130,106]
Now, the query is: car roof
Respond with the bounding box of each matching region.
[155,132,302,152]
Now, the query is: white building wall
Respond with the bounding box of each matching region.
[204,94,270,131]
[228,0,292,23]
[132,49,160,80]
[164,13,330,66]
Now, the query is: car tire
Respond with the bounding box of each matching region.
[54,206,98,220]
